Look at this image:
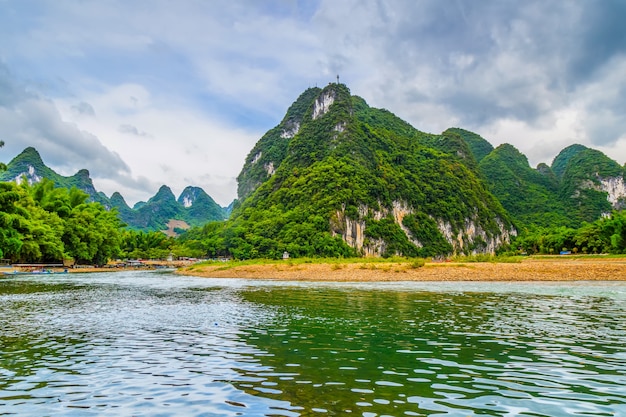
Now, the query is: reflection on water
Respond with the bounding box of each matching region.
[0,272,625,416]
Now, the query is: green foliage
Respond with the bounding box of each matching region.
[451,254,523,263]
[237,87,322,200]
[479,144,572,229]
[0,182,29,260]
[1,148,227,233]
[120,230,175,260]
[443,128,494,163]
[182,84,512,260]
[0,180,124,264]
[0,140,6,171]
[423,129,480,172]
[409,258,426,268]
[474,137,625,231]
[62,202,123,264]
[402,213,453,256]
[107,185,227,233]
[365,216,419,258]
[177,221,229,259]
[551,144,589,179]
[512,211,626,255]
[178,186,225,226]
[557,148,623,223]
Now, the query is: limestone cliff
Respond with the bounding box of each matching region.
[331,201,515,256]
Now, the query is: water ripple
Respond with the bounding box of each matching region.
[1,272,625,416]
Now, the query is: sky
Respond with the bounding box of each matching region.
[1,0,625,207]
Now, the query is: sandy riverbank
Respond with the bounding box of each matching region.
[177,257,626,281]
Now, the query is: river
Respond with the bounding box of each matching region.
[1,271,625,416]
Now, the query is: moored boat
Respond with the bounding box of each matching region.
[2,269,69,276]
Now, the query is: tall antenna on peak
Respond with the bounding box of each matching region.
[336,74,340,84]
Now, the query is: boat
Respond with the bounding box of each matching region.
[2,269,69,276]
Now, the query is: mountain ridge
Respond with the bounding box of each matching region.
[3,85,626,258]
[0,147,228,233]
[211,83,625,259]
[223,83,516,258]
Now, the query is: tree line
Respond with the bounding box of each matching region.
[2,174,625,264]
[512,211,626,255]
[0,176,194,264]
[3,129,626,264]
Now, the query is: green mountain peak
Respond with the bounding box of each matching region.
[443,128,494,163]
[2,147,227,233]
[224,86,516,258]
[551,144,589,178]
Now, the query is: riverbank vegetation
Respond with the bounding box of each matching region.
[511,211,626,255]
[1,174,626,265]
[0,179,122,264]
[0,178,185,264]
[173,210,626,260]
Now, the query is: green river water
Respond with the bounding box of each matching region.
[0,271,625,416]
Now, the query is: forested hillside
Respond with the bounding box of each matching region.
[2,84,626,263]
[183,83,515,259]
[456,138,626,230]
[0,148,228,233]
[180,84,626,260]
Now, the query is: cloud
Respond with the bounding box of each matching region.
[311,0,626,164]
[118,124,149,137]
[54,82,260,206]
[71,101,95,116]
[0,64,126,173]
[0,63,164,199]
[568,0,626,83]
[2,0,625,207]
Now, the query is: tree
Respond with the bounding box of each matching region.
[0,182,27,261]
[62,202,123,265]
[0,140,6,171]
[120,230,175,260]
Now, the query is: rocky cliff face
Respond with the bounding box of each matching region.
[600,176,626,209]
[575,177,626,208]
[312,89,336,120]
[2,147,55,185]
[331,201,515,256]
[11,164,42,185]
[552,145,626,222]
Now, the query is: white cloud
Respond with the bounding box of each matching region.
[55,82,259,206]
[2,0,626,210]
[0,64,130,177]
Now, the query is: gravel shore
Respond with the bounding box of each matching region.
[178,257,626,281]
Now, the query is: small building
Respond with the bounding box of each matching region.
[282,251,290,260]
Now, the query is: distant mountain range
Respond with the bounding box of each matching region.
[0,147,228,234]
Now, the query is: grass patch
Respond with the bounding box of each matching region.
[409,259,426,269]
[451,254,523,263]
[528,254,626,261]
[193,256,431,268]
